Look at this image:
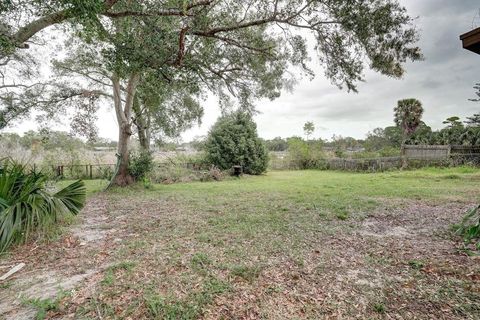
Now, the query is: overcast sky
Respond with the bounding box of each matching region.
[7,0,480,142]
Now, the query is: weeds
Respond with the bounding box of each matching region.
[229,265,262,282]
[145,276,229,320]
[21,289,71,320]
[408,260,425,270]
[455,205,480,252]
[190,253,212,270]
[101,261,136,286]
[373,302,386,313]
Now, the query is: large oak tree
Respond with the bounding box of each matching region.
[2,0,423,185]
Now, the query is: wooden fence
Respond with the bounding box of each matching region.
[46,161,210,180]
[403,145,480,165]
[270,145,480,172]
[30,145,480,179]
[269,156,404,172]
[403,145,450,160]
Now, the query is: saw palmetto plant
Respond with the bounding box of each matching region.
[0,160,86,253]
[456,204,480,252]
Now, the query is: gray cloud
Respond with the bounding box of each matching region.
[247,0,480,140]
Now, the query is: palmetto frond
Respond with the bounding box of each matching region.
[0,160,86,253]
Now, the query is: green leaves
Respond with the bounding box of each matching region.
[456,205,480,251]
[394,98,424,138]
[0,160,86,253]
[54,180,86,215]
[205,111,268,175]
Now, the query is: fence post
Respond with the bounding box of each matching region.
[401,145,407,168]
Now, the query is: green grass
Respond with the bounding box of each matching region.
[21,290,71,320]
[229,264,262,282]
[113,166,479,202]
[72,167,480,205]
[145,276,230,320]
[57,167,480,319]
[408,260,425,270]
[22,297,59,320]
[56,179,107,196]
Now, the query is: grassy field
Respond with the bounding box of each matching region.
[1,167,480,319]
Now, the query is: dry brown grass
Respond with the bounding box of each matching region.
[1,168,479,319]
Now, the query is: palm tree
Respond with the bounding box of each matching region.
[303,122,315,141]
[394,99,424,141]
[394,99,424,167]
[0,160,86,252]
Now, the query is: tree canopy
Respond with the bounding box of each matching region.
[1,0,423,185]
[394,98,424,141]
[205,111,268,175]
[303,121,315,140]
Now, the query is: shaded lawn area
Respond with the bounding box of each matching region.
[1,167,480,319]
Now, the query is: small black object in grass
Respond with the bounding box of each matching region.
[232,165,243,177]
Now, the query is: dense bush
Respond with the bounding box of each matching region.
[150,164,196,184]
[205,111,268,175]
[129,149,154,181]
[0,160,86,252]
[351,147,401,159]
[149,163,225,184]
[200,166,224,182]
[287,137,325,169]
[98,165,114,181]
[455,205,480,251]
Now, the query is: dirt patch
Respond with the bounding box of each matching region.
[1,193,479,319]
[0,194,118,320]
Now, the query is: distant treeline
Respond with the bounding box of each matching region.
[2,113,479,155]
[0,130,117,151]
[264,113,480,153]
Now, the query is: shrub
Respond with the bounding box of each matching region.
[0,160,86,252]
[378,146,401,157]
[98,165,114,180]
[287,137,325,169]
[205,111,268,175]
[129,149,154,181]
[455,205,480,251]
[200,166,224,182]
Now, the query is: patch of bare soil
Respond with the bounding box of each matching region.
[0,194,124,319]
[203,201,480,319]
[1,196,479,319]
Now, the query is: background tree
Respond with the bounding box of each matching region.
[465,114,480,127]
[2,0,423,185]
[205,111,268,175]
[472,83,480,102]
[287,136,324,169]
[189,135,206,152]
[442,116,463,128]
[364,128,388,151]
[394,98,424,144]
[406,121,432,145]
[133,75,203,151]
[303,122,315,141]
[265,137,288,152]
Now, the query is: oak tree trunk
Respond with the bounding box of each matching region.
[133,97,151,151]
[112,72,140,186]
[115,122,134,186]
